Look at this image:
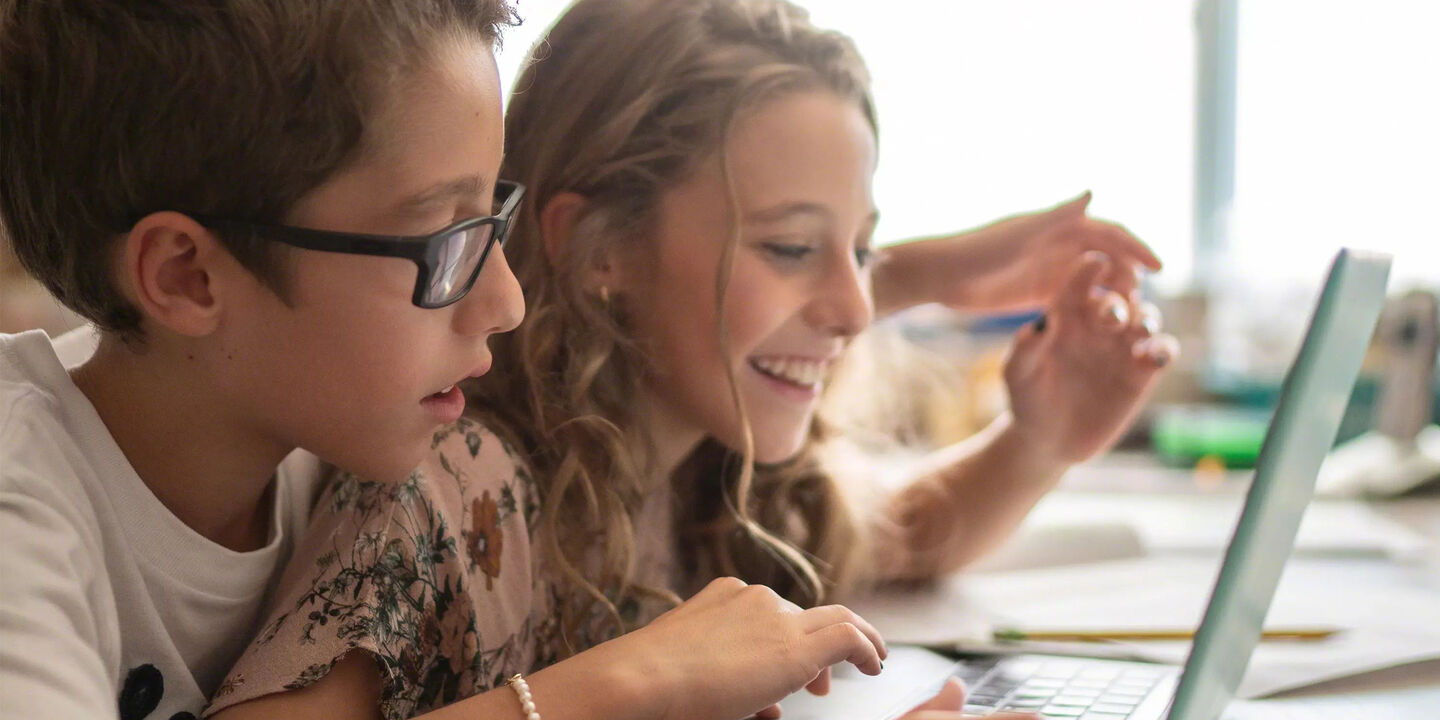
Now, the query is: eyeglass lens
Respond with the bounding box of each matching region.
[425,222,496,305]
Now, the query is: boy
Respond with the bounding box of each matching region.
[0,2,523,718]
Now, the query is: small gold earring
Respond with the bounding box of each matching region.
[599,285,611,304]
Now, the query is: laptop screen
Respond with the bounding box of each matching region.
[1167,249,1391,720]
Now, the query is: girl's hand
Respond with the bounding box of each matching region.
[874,192,1160,315]
[1003,251,1178,465]
[596,577,888,720]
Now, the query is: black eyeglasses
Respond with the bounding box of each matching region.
[198,180,525,308]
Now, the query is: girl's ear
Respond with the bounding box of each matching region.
[539,192,588,265]
[539,191,624,294]
[120,211,229,337]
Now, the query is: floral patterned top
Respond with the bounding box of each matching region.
[203,418,679,720]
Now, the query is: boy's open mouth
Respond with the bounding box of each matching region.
[421,384,466,423]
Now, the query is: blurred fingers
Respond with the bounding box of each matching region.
[1047,190,1092,219]
[1004,313,1051,384]
[808,621,884,676]
[754,704,783,719]
[1099,255,1142,300]
[1137,301,1163,335]
[906,678,966,713]
[1090,286,1130,332]
[1089,218,1162,272]
[1131,333,1180,368]
[1056,251,1113,318]
[801,605,888,661]
[805,666,832,696]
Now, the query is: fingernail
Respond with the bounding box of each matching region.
[1132,340,1149,359]
[1107,302,1129,327]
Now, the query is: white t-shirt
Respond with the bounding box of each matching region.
[0,330,321,720]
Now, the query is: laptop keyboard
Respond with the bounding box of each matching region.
[952,656,1171,719]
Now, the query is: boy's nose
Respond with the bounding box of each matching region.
[453,246,525,337]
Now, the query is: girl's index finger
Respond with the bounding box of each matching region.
[1099,258,1142,301]
[1105,223,1162,271]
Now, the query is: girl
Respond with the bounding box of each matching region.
[206,1,1173,719]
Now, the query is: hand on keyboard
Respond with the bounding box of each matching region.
[897,678,1041,720]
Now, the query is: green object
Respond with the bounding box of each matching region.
[1151,405,1271,468]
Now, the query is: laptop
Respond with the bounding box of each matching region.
[783,248,1392,720]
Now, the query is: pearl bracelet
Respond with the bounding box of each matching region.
[507,673,541,720]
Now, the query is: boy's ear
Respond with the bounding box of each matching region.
[121,211,229,337]
[539,191,624,293]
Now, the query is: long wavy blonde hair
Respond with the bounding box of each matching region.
[467,0,879,646]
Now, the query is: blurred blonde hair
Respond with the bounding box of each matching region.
[468,0,879,645]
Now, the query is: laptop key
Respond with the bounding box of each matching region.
[1005,698,1047,709]
[1113,678,1156,690]
[1121,668,1163,679]
[1091,703,1140,714]
[1102,686,1149,697]
[1015,690,1057,702]
[1024,678,1068,689]
[1097,695,1141,707]
[1038,664,1080,679]
[1039,705,1086,717]
[1080,713,1131,720]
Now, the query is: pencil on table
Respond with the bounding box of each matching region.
[992,627,1338,643]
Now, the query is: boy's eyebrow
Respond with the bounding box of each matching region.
[394,173,495,212]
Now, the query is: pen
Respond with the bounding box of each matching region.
[992,627,1339,643]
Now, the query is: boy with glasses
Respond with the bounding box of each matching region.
[0,2,523,718]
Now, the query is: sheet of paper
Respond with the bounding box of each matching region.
[1223,666,1440,719]
[847,556,1440,698]
[1019,492,1428,558]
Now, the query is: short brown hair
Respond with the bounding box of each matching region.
[0,0,516,339]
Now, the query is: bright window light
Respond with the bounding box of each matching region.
[498,0,1197,292]
[1230,0,1440,290]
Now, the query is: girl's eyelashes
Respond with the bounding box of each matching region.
[756,239,880,270]
[854,246,877,269]
[759,240,816,262]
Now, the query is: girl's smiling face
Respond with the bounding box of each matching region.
[623,90,878,464]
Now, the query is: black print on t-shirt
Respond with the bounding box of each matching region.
[118,664,163,720]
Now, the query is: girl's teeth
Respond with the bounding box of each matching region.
[753,358,824,387]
